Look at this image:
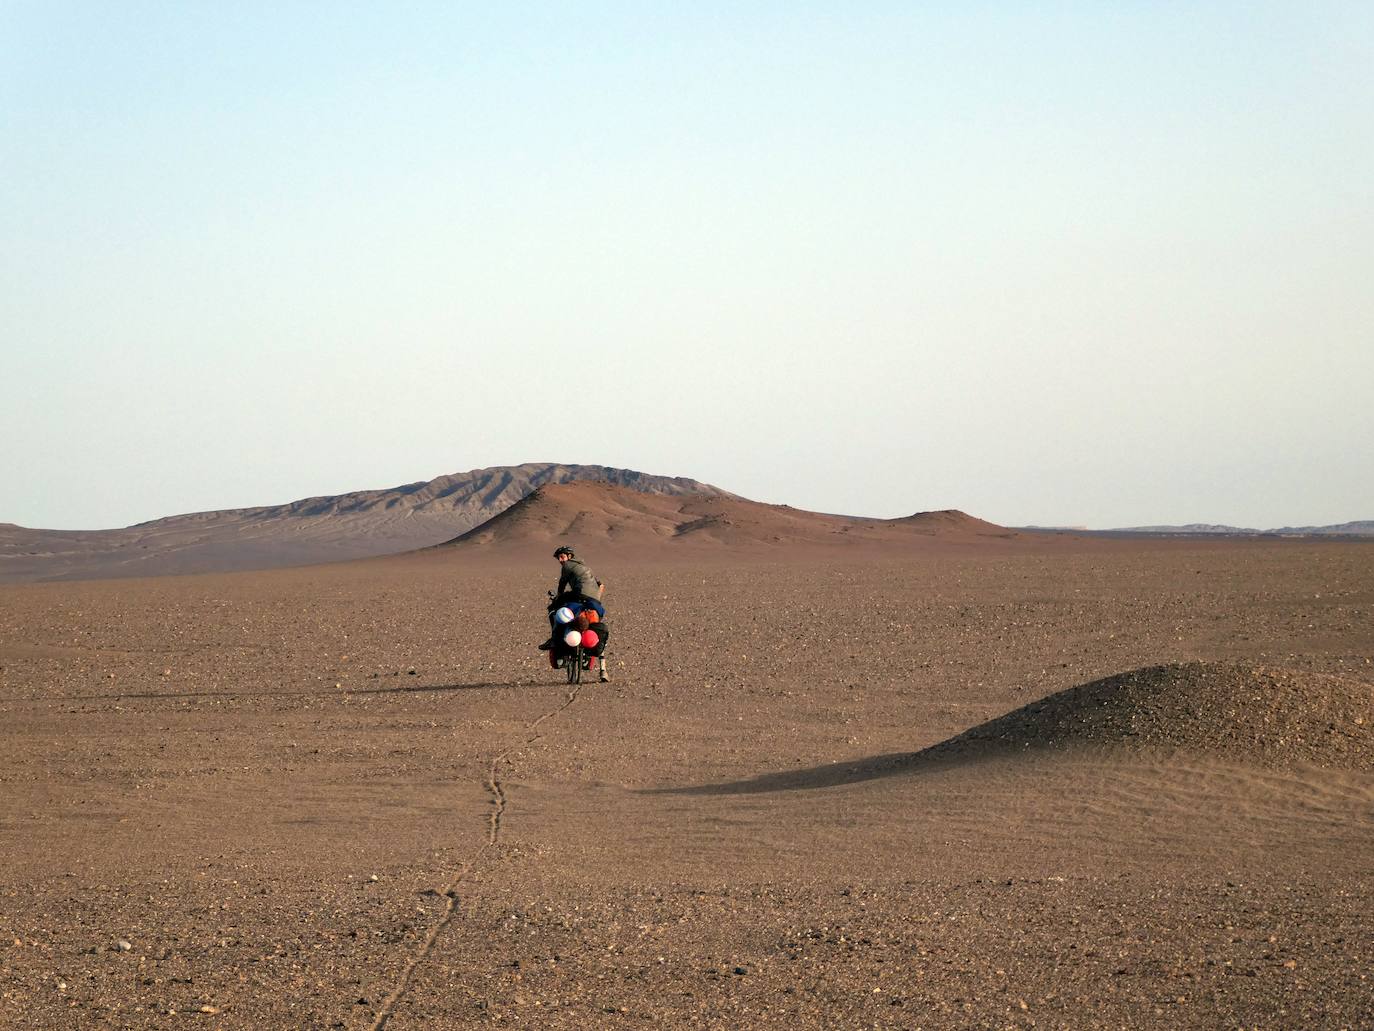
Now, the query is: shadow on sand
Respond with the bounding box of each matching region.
[643,748,979,796]
[62,681,520,702]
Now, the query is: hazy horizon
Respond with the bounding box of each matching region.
[4,4,1371,532]
[2,459,1369,535]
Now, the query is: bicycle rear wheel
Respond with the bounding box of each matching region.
[566,647,582,684]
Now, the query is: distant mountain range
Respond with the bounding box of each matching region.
[0,463,733,583]
[0,465,1034,584]
[1104,521,1374,537]
[3,462,1367,584]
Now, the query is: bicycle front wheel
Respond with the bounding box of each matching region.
[566,647,582,684]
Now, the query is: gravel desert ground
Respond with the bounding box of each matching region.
[2,537,1372,1029]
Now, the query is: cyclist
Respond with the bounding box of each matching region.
[539,545,609,681]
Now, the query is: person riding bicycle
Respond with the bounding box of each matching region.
[539,545,609,681]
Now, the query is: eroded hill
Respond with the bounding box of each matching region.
[0,463,732,582]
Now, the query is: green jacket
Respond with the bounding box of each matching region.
[557,557,601,600]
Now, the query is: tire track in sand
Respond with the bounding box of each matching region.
[367,680,585,1030]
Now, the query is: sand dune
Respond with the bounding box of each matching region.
[922,662,1374,769]
[652,662,1373,797]
[444,479,1022,551]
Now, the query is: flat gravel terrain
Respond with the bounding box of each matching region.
[2,539,1371,1029]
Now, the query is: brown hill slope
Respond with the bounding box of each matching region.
[0,464,733,583]
[443,480,1020,552]
[924,663,1373,769]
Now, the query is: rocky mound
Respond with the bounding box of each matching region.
[926,663,1373,770]
[894,510,1014,536]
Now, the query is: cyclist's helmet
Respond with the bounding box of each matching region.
[553,545,575,558]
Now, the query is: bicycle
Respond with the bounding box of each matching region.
[558,643,592,684]
[547,591,608,684]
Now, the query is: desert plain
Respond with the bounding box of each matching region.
[2,531,1372,1029]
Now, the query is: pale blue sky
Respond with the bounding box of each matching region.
[3,3,1371,530]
